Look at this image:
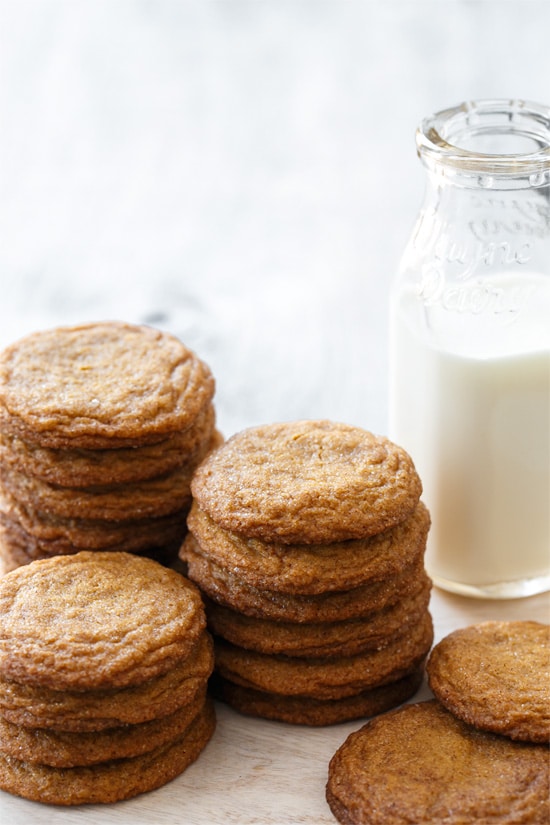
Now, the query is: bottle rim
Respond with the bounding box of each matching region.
[416,99,550,183]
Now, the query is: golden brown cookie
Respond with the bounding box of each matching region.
[183,538,430,623]
[0,403,216,487]
[427,621,550,743]
[212,669,424,726]
[326,700,549,825]
[0,552,206,690]
[214,612,433,701]
[186,501,430,595]
[0,321,215,449]
[190,420,422,543]
[0,685,207,767]
[0,632,214,731]
[0,698,216,805]
[205,579,431,658]
[0,494,188,557]
[0,462,196,522]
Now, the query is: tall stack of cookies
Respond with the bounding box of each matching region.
[0,551,215,805]
[0,321,218,571]
[180,419,433,725]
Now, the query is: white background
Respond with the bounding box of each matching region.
[1,0,549,439]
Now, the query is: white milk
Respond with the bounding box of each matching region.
[389,273,550,597]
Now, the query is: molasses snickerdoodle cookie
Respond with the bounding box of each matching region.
[187,500,430,595]
[0,322,214,449]
[212,669,424,727]
[190,420,422,543]
[0,551,205,689]
[427,620,550,744]
[214,612,433,701]
[326,700,549,825]
[0,699,216,806]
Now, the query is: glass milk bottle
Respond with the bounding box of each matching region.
[389,99,550,598]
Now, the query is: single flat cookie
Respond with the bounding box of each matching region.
[427,621,550,743]
[0,686,207,767]
[205,579,431,658]
[1,462,195,522]
[0,698,216,805]
[326,700,549,825]
[0,494,188,556]
[190,420,422,543]
[0,552,206,690]
[214,612,433,701]
[182,538,430,623]
[212,669,424,726]
[0,632,214,731]
[0,404,216,486]
[187,501,430,595]
[0,322,215,448]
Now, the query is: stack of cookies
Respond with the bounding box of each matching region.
[180,419,433,725]
[0,321,218,571]
[0,551,216,805]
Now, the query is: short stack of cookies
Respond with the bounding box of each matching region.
[0,551,216,805]
[0,321,217,572]
[180,419,433,725]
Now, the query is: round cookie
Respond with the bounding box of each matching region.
[427,621,550,743]
[214,612,433,701]
[183,538,430,623]
[190,420,422,543]
[0,551,206,690]
[0,494,188,556]
[0,632,214,731]
[326,700,549,825]
[212,669,424,726]
[0,699,216,805]
[187,501,430,595]
[0,321,215,449]
[0,403,217,486]
[205,580,431,658]
[0,685,207,767]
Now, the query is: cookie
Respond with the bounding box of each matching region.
[190,420,422,543]
[212,669,424,726]
[214,612,433,701]
[427,621,550,743]
[183,538,430,623]
[204,579,431,658]
[0,632,214,732]
[0,493,188,556]
[0,698,216,805]
[0,685,207,767]
[0,322,215,449]
[0,551,206,690]
[326,700,549,825]
[1,462,195,522]
[186,501,430,595]
[0,403,216,487]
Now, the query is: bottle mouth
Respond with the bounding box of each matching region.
[416,99,550,185]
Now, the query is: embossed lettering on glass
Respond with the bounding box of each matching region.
[389,99,550,598]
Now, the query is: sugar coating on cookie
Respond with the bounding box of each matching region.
[191,420,422,543]
[427,620,550,743]
[0,322,214,448]
[0,551,206,690]
[326,700,549,825]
